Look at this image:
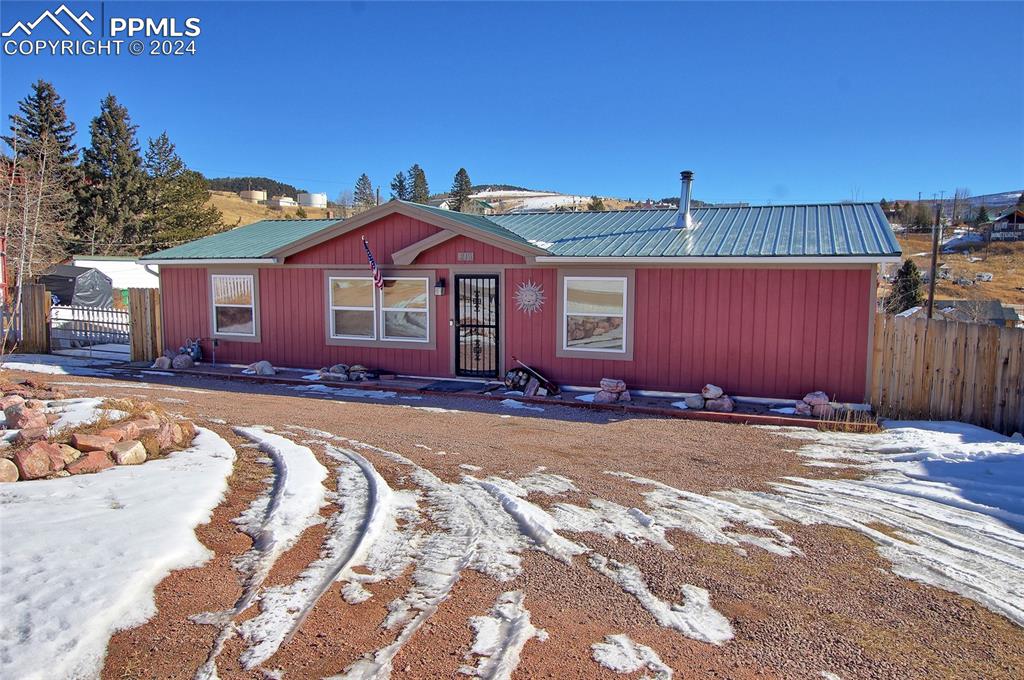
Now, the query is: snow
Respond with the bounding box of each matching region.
[770,406,797,415]
[671,401,688,410]
[552,499,673,550]
[287,384,396,400]
[140,370,175,377]
[720,421,1024,625]
[0,353,113,377]
[592,634,673,679]
[942,231,984,251]
[574,393,596,403]
[500,399,544,412]
[459,591,547,679]
[589,555,734,645]
[0,428,236,680]
[45,397,125,433]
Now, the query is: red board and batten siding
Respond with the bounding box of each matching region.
[159,212,875,402]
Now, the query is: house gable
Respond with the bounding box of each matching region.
[414,234,526,265]
[285,213,442,265]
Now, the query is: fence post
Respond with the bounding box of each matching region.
[18,284,50,354]
[129,288,163,362]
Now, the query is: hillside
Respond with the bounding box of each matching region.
[893,234,1024,306]
[207,191,330,227]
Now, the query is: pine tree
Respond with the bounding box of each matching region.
[354,173,375,207]
[879,198,889,212]
[587,196,606,211]
[390,171,409,201]
[885,260,924,314]
[77,94,147,254]
[449,168,472,212]
[975,205,990,225]
[408,164,429,204]
[143,131,222,250]
[295,206,307,218]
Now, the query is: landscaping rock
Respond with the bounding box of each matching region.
[803,391,830,406]
[0,458,18,482]
[4,405,47,430]
[599,378,627,393]
[701,384,724,399]
[114,421,141,440]
[179,420,197,445]
[593,390,619,404]
[66,450,113,475]
[0,395,25,410]
[45,413,59,425]
[619,390,631,402]
[245,360,276,376]
[71,433,116,453]
[328,363,349,375]
[812,403,835,419]
[131,418,162,436]
[24,399,47,410]
[27,442,68,473]
[15,427,48,444]
[14,446,51,479]
[684,395,705,410]
[704,396,735,413]
[56,444,82,465]
[99,427,126,443]
[151,356,172,370]
[112,440,147,465]
[155,422,174,451]
[171,354,195,369]
[794,401,813,416]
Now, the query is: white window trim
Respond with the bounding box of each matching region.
[380,276,430,343]
[211,273,257,338]
[328,276,377,340]
[562,275,628,354]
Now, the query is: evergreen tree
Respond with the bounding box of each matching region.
[1017,192,1024,207]
[295,206,307,218]
[408,164,429,203]
[390,171,409,201]
[354,173,375,207]
[879,198,889,212]
[884,260,924,314]
[77,94,147,254]
[449,168,472,211]
[142,131,222,250]
[587,196,606,211]
[975,205,990,225]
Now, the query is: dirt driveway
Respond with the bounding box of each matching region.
[10,371,1020,680]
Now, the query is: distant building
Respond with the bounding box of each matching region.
[981,204,1024,242]
[425,197,494,214]
[239,190,267,203]
[901,299,1021,327]
[266,195,298,209]
[297,192,328,209]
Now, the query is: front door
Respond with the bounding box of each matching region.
[454,274,499,378]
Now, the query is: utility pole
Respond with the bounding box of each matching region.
[926,201,941,319]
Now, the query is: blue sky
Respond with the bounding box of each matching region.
[2,1,1022,204]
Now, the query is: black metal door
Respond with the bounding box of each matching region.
[454,274,499,378]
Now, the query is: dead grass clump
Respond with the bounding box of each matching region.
[816,409,881,434]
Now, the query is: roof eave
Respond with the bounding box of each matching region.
[534,255,902,265]
[138,257,281,265]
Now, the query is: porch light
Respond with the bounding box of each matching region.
[434,278,446,296]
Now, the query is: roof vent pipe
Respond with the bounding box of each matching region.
[675,170,694,229]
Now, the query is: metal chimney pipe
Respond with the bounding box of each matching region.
[675,170,694,229]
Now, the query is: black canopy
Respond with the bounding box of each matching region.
[38,264,114,307]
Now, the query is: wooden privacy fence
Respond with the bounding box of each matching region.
[129,288,163,362]
[871,313,1024,435]
[18,284,50,354]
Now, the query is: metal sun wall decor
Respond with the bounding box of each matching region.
[514,280,545,315]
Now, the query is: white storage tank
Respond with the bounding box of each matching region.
[297,192,328,208]
[239,189,267,203]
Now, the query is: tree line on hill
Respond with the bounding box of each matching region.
[206,176,305,198]
[1,80,223,299]
[346,165,477,212]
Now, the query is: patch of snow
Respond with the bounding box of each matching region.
[301,373,322,380]
[671,401,688,410]
[552,500,673,550]
[0,353,113,377]
[574,393,596,403]
[499,399,544,412]
[45,397,126,433]
[460,464,483,472]
[719,421,1024,626]
[591,634,673,679]
[0,428,236,680]
[515,470,577,495]
[158,397,188,404]
[770,407,797,415]
[140,370,175,377]
[589,555,733,645]
[459,591,547,679]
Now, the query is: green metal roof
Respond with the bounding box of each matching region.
[141,219,342,260]
[399,201,536,247]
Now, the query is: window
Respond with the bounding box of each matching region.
[329,277,376,339]
[563,276,627,352]
[211,274,256,337]
[381,277,429,341]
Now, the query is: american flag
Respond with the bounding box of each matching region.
[362,236,383,289]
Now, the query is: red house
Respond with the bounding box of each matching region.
[141,173,901,403]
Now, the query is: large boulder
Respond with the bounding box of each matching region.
[28,442,68,473]
[66,451,113,475]
[704,396,735,413]
[0,395,25,410]
[701,384,724,399]
[71,433,116,453]
[794,401,813,416]
[113,421,141,441]
[245,360,276,376]
[599,378,627,393]
[328,363,349,375]
[14,427,48,444]
[154,422,175,451]
[56,444,82,465]
[112,440,147,465]
[4,405,47,430]
[13,445,51,479]
[130,418,162,436]
[151,356,172,370]
[24,399,47,410]
[171,354,195,370]
[592,390,619,404]
[802,391,830,406]
[98,427,126,443]
[0,458,18,482]
[684,395,705,410]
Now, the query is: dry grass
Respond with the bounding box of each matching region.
[892,234,1024,306]
[207,190,331,228]
[816,408,882,434]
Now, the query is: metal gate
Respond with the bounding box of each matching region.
[49,305,130,351]
[454,274,499,378]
